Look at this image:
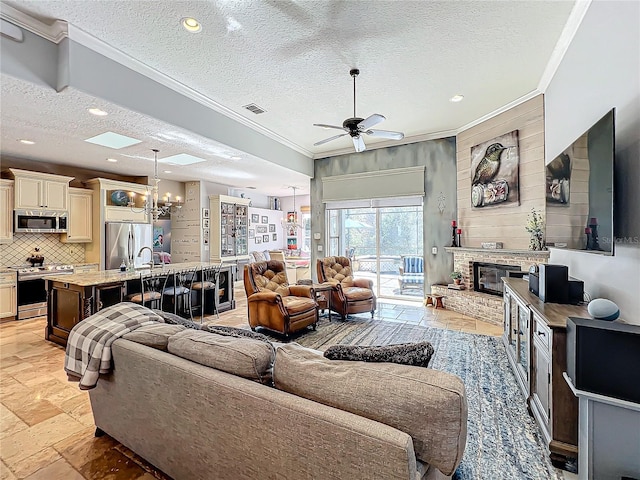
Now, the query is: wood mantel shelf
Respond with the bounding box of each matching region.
[444,247,550,258]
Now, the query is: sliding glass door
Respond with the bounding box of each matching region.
[327,202,423,301]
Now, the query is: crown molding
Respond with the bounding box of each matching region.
[537,0,592,92]
[456,89,543,135]
[313,128,458,159]
[66,24,314,159]
[0,3,67,43]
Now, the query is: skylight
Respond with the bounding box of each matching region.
[84,132,142,149]
[159,153,206,165]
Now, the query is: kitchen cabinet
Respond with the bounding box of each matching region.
[61,188,93,243]
[0,271,17,319]
[503,278,584,466]
[0,180,13,244]
[210,195,250,263]
[9,169,73,210]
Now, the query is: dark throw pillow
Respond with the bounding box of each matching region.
[324,342,434,368]
[202,325,272,344]
[152,310,202,330]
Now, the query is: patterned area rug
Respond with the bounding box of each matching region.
[288,316,562,480]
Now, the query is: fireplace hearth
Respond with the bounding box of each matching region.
[473,262,522,296]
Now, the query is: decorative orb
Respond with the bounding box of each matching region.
[587,298,620,321]
[111,190,129,206]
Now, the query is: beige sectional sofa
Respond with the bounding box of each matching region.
[89,326,467,480]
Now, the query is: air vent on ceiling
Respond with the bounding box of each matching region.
[243,103,266,114]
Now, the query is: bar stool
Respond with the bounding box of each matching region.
[126,271,168,310]
[162,268,196,318]
[191,263,222,321]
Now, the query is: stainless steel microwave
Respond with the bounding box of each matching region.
[14,210,68,233]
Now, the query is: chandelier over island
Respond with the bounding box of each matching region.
[127,149,183,221]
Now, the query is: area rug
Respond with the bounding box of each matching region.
[287,316,563,480]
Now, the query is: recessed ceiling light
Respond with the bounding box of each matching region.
[88,108,108,116]
[450,94,464,103]
[163,170,172,174]
[18,139,35,145]
[107,158,118,163]
[181,17,202,33]
[246,186,256,189]
[230,156,241,160]
[84,131,142,149]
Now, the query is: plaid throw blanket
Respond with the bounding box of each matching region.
[65,302,162,390]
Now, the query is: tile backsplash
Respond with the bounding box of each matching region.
[0,234,86,267]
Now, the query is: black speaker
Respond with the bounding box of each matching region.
[568,278,584,304]
[567,317,640,403]
[538,264,568,303]
[528,272,539,296]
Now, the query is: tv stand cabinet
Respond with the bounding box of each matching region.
[502,278,588,465]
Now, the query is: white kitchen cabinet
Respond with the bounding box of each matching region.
[0,271,17,319]
[0,180,13,244]
[61,188,93,243]
[9,169,73,211]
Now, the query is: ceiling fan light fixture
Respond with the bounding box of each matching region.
[181,17,202,33]
[450,94,465,103]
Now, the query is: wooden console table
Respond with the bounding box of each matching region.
[502,278,589,466]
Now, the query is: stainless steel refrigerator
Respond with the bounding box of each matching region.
[105,222,153,270]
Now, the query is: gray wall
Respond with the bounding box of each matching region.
[545,0,639,322]
[311,138,457,287]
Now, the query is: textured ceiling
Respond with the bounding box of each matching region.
[1,0,576,191]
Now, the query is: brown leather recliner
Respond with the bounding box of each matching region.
[317,256,376,321]
[244,260,318,336]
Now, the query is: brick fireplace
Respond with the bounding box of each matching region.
[431,247,550,326]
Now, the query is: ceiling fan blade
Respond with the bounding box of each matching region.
[357,114,386,130]
[365,129,405,140]
[313,123,347,131]
[314,133,348,146]
[352,135,366,152]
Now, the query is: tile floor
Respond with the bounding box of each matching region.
[1,283,575,479]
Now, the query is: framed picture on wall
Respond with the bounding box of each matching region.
[203,219,210,228]
[256,225,267,234]
[269,224,276,232]
[262,234,269,242]
[261,216,268,224]
[202,208,209,219]
[272,233,277,241]
[255,236,262,244]
[251,213,259,223]
[203,228,209,245]
[249,229,255,238]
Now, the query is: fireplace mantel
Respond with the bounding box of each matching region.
[444,247,550,259]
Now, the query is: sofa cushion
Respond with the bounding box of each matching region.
[122,323,186,351]
[323,342,434,368]
[342,286,374,301]
[202,325,272,343]
[168,330,275,384]
[152,309,202,330]
[273,343,467,476]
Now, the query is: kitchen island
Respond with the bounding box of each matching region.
[45,262,236,347]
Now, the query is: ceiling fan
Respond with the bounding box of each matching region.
[313,68,405,153]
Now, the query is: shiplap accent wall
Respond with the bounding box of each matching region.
[457,95,545,249]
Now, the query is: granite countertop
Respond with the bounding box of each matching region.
[45,261,225,287]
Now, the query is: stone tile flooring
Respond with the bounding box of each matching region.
[1,283,576,479]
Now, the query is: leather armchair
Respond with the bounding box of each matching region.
[243,260,318,336]
[317,256,376,321]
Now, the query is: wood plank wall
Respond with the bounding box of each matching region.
[456,95,545,249]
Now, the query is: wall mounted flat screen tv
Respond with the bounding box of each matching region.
[545,109,615,255]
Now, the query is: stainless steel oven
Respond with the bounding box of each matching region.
[11,265,74,320]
